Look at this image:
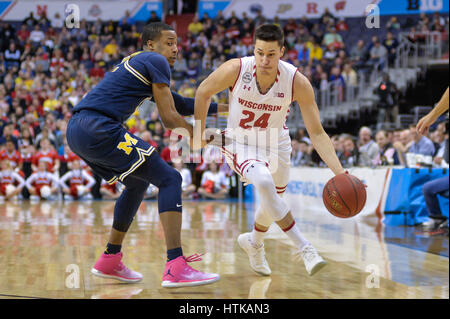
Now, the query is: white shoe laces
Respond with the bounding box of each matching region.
[249,239,267,267]
[300,245,318,263]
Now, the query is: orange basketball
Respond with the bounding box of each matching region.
[322,173,366,218]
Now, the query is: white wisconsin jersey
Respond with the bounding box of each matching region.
[227,56,297,147]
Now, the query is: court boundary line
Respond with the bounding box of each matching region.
[0,293,51,299]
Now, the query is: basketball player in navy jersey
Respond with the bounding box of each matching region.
[67,23,221,287]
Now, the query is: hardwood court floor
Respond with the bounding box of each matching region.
[0,199,448,299]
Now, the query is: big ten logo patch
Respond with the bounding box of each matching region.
[242,72,252,84]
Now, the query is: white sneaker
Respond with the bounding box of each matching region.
[299,244,327,276]
[421,219,436,231]
[238,232,271,276]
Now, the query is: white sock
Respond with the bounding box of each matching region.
[283,221,310,250]
[250,225,267,247]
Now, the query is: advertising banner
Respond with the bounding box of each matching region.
[0,0,163,22]
[198,0,449,19]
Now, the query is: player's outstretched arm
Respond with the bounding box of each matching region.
[294,72,345,176]
[152,82,194,139]
[194,58,241,149]
[169,91,228,116]
[417,87,449,135]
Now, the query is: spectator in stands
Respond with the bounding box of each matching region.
[188,15,204,35]
[297,44,310,65]
[320,7,335,25]
[323,27,344,50]
[51,12,64,29]
[374,130,395,166]
[0,123,18,148]
[32,137,59,173]
[408,124,436,157]
[329,66,345,88]
[383,32,399,67]
[358,126,379,167]
[323,45,337,60]
[368,40,387,70]
[4,42,21,69]
[336,17,348,32]
[417,12,430,30]
[297,139,313,166]
[29,24,45,47]
[172,51,188,80]
[253,10,266,27]
[35,127,56,149]
[38,11,51,29]
[43,91,60,113]
[291,139,302,167]
[392,129,412,166]
[319,71,328,91]
[22,12,38,28]
[386,16,401,32]
[284,18,298,34]
[341,63,357,87]
[173,161,196,199]
[375,73,398,126]
[104,38,119,62]
[341,135,359,167]
[421,174,449,232]
[198,163,229,199]
[431,122,449,167]
[146,11,161,24]
[186,52,201,78]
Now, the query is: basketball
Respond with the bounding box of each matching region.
[322,173,366,218]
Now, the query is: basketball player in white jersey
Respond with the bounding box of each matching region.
[194,24,346,276]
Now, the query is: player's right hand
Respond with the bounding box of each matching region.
[204,128,232,148]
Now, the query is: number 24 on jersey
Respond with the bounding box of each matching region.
[239,111,270,129]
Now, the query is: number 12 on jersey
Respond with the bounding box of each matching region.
[239,111,270,129]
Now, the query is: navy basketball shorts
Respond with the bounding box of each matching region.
[67,110,158,185]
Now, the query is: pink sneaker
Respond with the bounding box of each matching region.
[91,252,143,283]
[161,254,220,288]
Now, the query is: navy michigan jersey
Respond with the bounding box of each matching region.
[73,51,171,122]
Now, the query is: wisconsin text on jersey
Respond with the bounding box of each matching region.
[238,98,283,112]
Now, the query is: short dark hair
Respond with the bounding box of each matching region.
[254,24,284,47]
[142,22,174,45]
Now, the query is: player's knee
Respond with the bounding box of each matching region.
[422,182,433,196]
[161,168,182,188]
[252,172,275,193]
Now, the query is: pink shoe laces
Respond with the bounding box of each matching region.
[185,253,204,262]
[182,253,206,274]
[116,261,128,272]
